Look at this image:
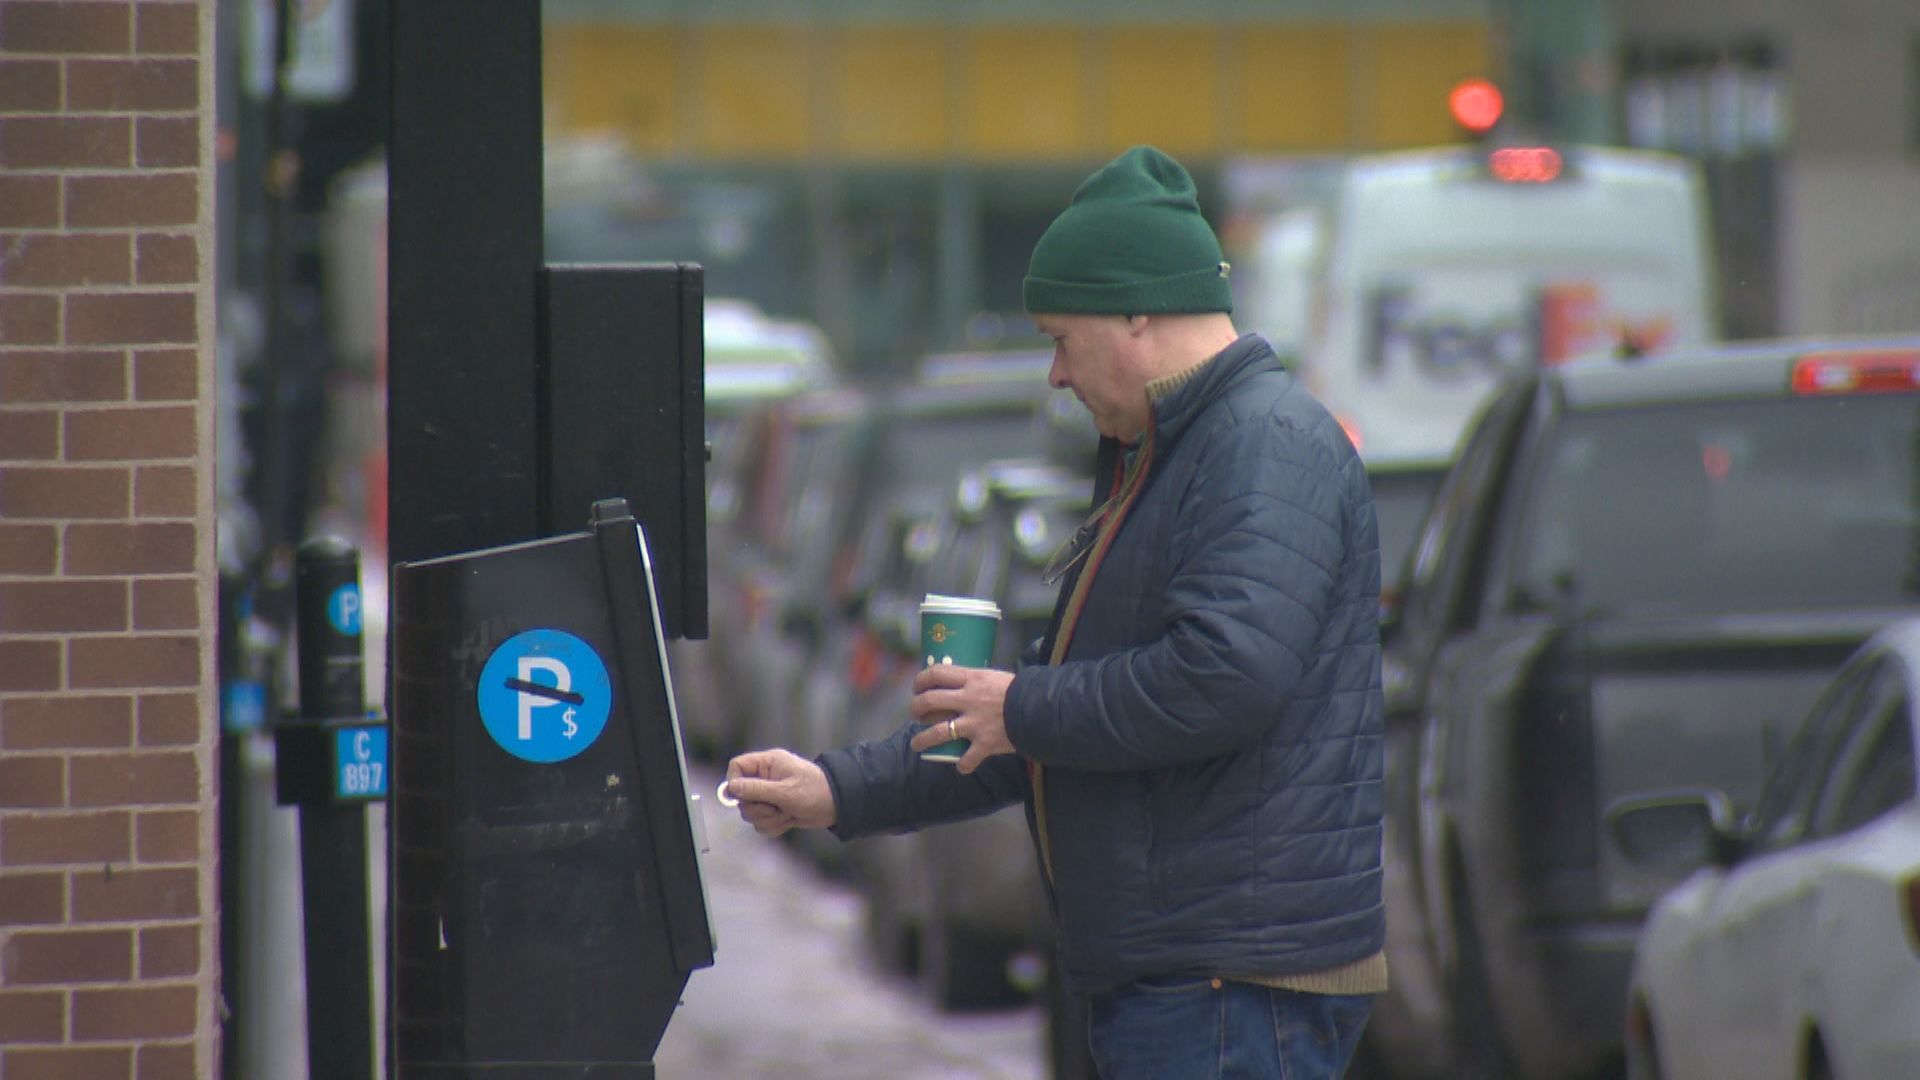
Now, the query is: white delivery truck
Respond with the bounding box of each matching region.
[1229,143,1718,595]
[1235,143,1718,464]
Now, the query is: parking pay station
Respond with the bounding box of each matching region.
[390,498,714,1077]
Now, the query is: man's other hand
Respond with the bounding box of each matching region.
[909,665,1016,774]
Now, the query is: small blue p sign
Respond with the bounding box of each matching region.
[327,584,363,636]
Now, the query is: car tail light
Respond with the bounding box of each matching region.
[1488,146,1564,183]
[1790,351,1920,395]
[1904,875,1920,954]
[1336,413,1364,453]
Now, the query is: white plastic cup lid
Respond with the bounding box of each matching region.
[920,593,1001,619]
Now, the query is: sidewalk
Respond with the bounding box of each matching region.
[659,766,1047,1079]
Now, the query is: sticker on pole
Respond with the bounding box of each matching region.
[476,629,612,763]
[334,725,389,800]
[327,583,363,636]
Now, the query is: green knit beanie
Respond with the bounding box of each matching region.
[1023,145,1233,316]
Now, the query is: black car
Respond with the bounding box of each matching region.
[685,385,874,760]
[832,457,1091,1011]
[1365,337,1920,1080]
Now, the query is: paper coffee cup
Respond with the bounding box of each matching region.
[919,593,1001,762]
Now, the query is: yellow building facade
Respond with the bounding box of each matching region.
[544,18,1492,164]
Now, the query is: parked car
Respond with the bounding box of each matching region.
[729,357,1057,879]
[827,457,1091,1006]
[764,354,1056,754]
[684,386,874,760]
[666,307,840,760]
[1609,617,1920,1080]
[1364,337,1920,1079]
[905,459,1089,1011]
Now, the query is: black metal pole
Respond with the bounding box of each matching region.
[290,537,375,1080]
[254,0,298,620]
[215,577,247,1080]
[387,0,545,566]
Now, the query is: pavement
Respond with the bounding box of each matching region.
[658,764,1048,1080]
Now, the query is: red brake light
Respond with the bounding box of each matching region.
[1489,146,1563,184]
[1449,78,1504,133]
[1701,444,1732,482]
[848,626,883,694]
[1790,351,1920,395]
[740,580,770,632]
[1336,414,1364,453]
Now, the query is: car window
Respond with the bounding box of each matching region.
[1510,395,1920,617]
[1812,668,1915,837]
[704,414,752,525]
[1748,660,1876,852]
[879,400,1049,498]
[1368,466,1446,592]
[930,513,992,598]
[712,407,779,546]
[1398,380,1532,648]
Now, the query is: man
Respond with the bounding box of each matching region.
[724,145,1386,1079]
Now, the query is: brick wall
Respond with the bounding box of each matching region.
[0,2,219,1078]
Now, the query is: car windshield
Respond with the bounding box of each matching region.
[1512,394,1920,616]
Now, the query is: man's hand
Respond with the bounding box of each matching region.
[909,665,1016,774]
[722,749,836,837]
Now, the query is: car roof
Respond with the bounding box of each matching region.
[1550,334,1920,410]
[1871,616,1920,668]
[777,385,870,426]
[980,458,1083,497]
[885,373,1051,417]
[1344,142,1696,189]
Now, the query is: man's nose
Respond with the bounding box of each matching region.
[1048,353,1068,389]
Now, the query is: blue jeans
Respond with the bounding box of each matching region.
[1087,977,1372,1079]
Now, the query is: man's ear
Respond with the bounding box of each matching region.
[1126,314,1150,335]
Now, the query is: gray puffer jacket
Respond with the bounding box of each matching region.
[819,334,1385,993]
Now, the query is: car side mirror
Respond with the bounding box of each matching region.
[885,612,917,655]
[1380,652,1417,715]
[866,600,911,653]
[839,586,871,625]
[1606,789,1742,870]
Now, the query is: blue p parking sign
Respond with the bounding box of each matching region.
[327,583,363,636]
[476,629,612,763]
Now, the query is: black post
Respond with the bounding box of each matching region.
[288,538,376,1080]
[214,577,249,1080]
[387,0,545,565]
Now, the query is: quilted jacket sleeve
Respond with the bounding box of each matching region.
[1005,414,1358,772]
[817,720,1029,839]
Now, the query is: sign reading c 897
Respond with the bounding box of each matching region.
[334,725,389,800]
[476,629,612,764]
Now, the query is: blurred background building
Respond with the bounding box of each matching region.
[535,0,1495,370]
[250,0,1920,585]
